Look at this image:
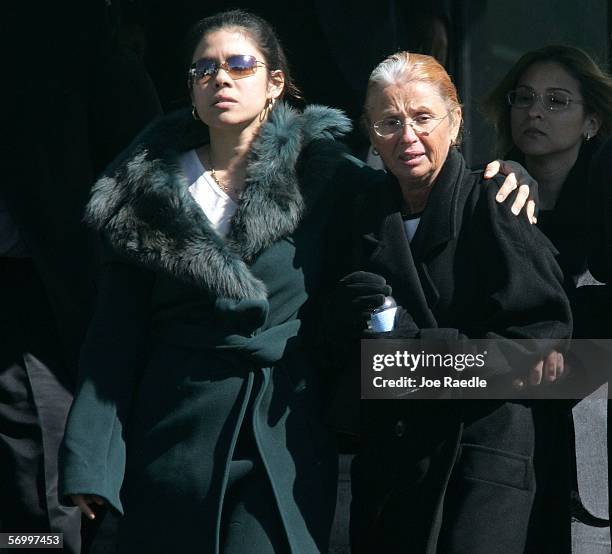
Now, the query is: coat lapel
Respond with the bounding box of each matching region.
[363,150,466,327]
[363,177,437,328]
[409,148,464,262]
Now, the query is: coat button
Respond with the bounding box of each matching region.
[394,419,406,438]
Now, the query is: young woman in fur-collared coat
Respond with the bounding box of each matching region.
[59,10,353,553]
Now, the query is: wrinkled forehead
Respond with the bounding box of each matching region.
[368,80,449,115]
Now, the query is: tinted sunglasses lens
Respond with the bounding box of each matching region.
[226,55,258,78]
[193,59,217,83]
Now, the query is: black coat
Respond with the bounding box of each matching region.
[332,149,571,553]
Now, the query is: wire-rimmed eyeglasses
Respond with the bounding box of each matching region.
[506,86,583,111]
[372,113,449,138]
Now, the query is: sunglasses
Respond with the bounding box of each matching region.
[188,55,265,86]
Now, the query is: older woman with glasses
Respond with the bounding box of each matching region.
[327,51,571,553]
[484,45,612,554]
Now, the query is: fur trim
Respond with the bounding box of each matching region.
[86,103,351,300]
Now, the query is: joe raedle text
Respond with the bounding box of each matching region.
[361,339,491,399]
[372,375,488,390]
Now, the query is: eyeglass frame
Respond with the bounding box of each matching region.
[188,55,267,87]
[506,86,584,112]
[371,113,450,138]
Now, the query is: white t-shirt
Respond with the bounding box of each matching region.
[179,149,238,237]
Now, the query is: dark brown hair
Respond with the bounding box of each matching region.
[183,9,301,101]
[483,45,612,156]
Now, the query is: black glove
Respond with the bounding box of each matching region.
[362,306,420,339]
[329,271,392,337]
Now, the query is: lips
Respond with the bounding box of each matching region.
[399,151,426,162]
[212,96,237,107]
[523,127,546,138]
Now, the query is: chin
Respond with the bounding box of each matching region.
[515,142,552,158]
[394,165,428,183]
[208,112,258,129]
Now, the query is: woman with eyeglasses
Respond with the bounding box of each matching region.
[58,9,357,553]
[483,45,612,553]
[326,51,571,554]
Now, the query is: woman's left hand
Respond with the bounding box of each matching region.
[484,160,539,224]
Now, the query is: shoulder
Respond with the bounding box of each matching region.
[86,109,206,229]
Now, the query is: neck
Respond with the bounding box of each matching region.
[398,164,444,214]
[209,123,259,170]
[399,183,432,214]
[203,121,263,198]
[524,144,581,210]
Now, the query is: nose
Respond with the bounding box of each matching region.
[400,121,419,143]
[213,65,232,87]
[527,97,546,118]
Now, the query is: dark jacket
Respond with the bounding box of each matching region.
[59,104,353,554]
[334,149,571,554]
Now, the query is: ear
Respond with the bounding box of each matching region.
[366,120,381,151]
[449,106,462,144]
[267,70,285,100]
[585,112,602,139]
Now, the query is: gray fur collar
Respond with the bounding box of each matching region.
[86,103,351,300]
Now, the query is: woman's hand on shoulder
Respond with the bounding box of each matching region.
[71,494,106,520]
[484,160,539,225]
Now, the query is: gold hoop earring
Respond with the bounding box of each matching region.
[259,98,275,122]
[192,106,200,121]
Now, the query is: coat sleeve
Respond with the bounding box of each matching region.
[415,180,572,383]
[59,256,154,514]
[472,183,572,341]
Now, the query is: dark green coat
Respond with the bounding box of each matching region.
[59,104,353,553]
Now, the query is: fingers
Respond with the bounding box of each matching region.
[528,359,543,386]
[71,494,106,520]
[341,272,392,299]
[521,352,566,390]
[351,294,388,313]
[526,199,537,225]
[495,171,518,204]
[544,351,565,382]
[510,184,530,216]
[484,160,501,179]
[340,271,387,286]
[489,160,538,219]
[344,282,391,297]
[556,352,565,379]
[72,495,96,520]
